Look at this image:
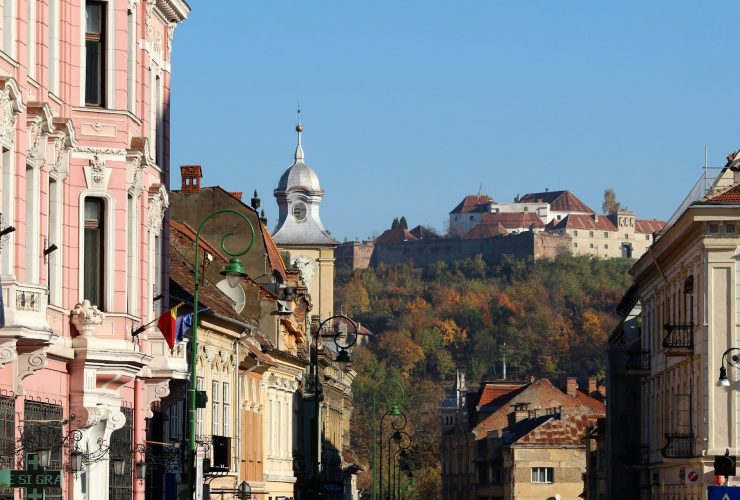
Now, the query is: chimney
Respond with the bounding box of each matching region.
[251,190,261,210]
[593,213,599,222]
[229,192,243,201]
[509,403,530,425]
[180,165,202,193]
[566,377,578,397]
[588,376,597,395]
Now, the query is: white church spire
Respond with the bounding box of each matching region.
[295,105,304,161]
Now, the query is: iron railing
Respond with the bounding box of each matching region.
[662,433,694,458]
[662,324,693,351]
[625,351,650,375]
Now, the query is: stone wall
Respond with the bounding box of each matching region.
[369,232,572,268]
[336,241,375,270]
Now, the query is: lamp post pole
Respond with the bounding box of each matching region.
[379,407,407,500]
[372,381,404,500]
[309,314,358,498]
[187,209,254,499]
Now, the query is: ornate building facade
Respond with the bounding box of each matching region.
[608,155,740,499]
[0,1,189,499]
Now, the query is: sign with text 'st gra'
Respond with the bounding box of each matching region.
[708,486,740,500]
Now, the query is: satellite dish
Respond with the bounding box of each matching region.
[216,279,246,313]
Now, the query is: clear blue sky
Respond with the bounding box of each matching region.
[171,1,740,242]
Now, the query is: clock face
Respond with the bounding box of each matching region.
[292,202,307,222]
[293,254,318,285]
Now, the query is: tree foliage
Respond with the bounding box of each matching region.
[602,187,625,214]
[339,254,631,496]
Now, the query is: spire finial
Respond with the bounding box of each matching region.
[294,104,304,161]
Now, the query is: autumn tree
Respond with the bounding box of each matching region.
[602,188,625,214]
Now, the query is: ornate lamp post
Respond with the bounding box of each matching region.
[372,381,405,500]
[187,209,254,498]
[308,314,359,498]
[380,406,407,500]
[394,436,412,500]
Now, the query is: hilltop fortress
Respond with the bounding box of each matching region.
[337,190,665,269]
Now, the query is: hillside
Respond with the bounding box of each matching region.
[337,254,632,497]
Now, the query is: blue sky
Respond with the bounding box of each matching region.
[171,1,740,241]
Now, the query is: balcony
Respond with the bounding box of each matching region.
[625,351,650,376]
[662,433,695,458]
[662,324,693,354]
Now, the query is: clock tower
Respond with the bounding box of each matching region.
[273,119,337,321]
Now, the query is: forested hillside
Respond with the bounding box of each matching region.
[338,254,632,497]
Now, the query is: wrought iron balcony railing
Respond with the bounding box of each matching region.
[662,433,694,458]
[662,324,693,351]
[625,351,650,375]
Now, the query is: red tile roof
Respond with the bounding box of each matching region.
[409,225,440,239]
[260,221,287,281]
[374,228,417,245]
[550,214,617,231]
[635,219,666,234]
[519,190,594,213]
[169,248,245,322]
[480,212,545,229]
[510,413,601,447]
[171,220,228,263]
[463,222,508,240]
[476,383,528,409]
[450,195,493,214]
[473,378,605,439]
[705,183,740,203]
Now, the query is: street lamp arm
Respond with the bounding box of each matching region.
[722,348,740,369]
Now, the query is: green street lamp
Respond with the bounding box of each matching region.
[187,209,254,498]
[380,405,407,500]
[372,381,405,500]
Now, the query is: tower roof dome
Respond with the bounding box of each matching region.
[276,122,322,193]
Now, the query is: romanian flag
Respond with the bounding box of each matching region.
[157,303,183,349]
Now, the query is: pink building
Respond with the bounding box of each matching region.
[0,1,189,499]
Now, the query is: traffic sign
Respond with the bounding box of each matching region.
[708,486,740,500]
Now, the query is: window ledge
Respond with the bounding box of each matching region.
[0,51,18,68]
[71,106,143,126]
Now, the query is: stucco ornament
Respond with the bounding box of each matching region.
[167,23,176,58]
[70,299,105,336]
[50,132,67,180]
[0,88,16,145]
[145,0,155,41]
[27,117,42,162]
[153,31,163,58]
[146,187,168,233]
[128,157,145,198]
[90,155,105,184]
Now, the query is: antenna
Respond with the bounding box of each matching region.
[502,342,507,380]
[704,146,708,195]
